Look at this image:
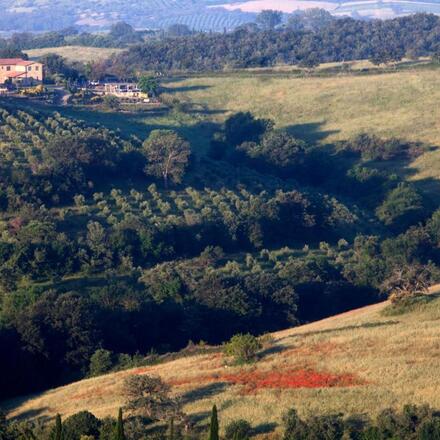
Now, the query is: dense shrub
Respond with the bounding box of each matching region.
[224,334,262,363]
[63,411,101,440]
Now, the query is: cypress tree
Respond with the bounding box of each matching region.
[208,405,219,440]
[54,414,63,440]
[114,408,125,440]
[168,418,175,440]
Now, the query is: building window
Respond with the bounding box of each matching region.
[28,66,32,71]
[35,66,39,71]
[6,66,10,71]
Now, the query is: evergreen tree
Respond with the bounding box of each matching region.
[113,408,125,440]
[54,414,63,440]
[208,405,219,440]
[168,418,175,440]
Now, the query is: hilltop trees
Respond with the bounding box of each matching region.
[112,14,440,72]
[142,130,191,187]
[256,10,283,30]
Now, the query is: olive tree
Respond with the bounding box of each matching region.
[124,374,182,421]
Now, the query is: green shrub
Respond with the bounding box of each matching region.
[224,333,262,363]
[89,349,114,377]
[63,411,100,440]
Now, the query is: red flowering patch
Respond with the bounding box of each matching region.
[168,368,362,393]
[223,369,359,390]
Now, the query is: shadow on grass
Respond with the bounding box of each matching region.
[285,121,339,144]
[278,320,400,342]
[161,85,212,94]
[181,382,228,405]
[253,422,278,435]
[5,404,51,422]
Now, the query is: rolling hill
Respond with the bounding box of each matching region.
[4,288,440,430]
[2,0,440,33]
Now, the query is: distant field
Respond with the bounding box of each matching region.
[164,68,440,186]
[26,46,123,63]
[5,290,440,429]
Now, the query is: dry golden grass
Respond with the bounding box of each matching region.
[25,46,123,63]
[5,288,440,431]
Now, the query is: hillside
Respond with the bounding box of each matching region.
[162,68,440,193]
[0,0,254,33]
[2,0,440,33]
[5,289,440,429]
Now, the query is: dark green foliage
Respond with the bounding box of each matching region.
[224,334,262,363]
[224,112,273,149]
[113,14,440,72]
[89,349,114,377]
[63,411,100,440]
[142,130,191,186]
[342,133,422,161]
[224,420,252,440]
[208,405,219,440]
[256,10,283,30]
[113,409,125,440]
[54,414,63,440]
[376,183,424,229]
[138,76,159,96]
[283,405,440,440]
[418,418,440,440]
[0,411,8,440]
[237,130,306,175]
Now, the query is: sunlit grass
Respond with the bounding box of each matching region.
[5,291,440,431]
[25,46,123,63]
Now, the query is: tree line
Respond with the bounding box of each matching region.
[2,400,440,440]
[109,13,440,74]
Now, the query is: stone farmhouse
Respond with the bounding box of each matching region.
[0,59,44,86]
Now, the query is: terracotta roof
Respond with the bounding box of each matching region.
[0,58,36,66]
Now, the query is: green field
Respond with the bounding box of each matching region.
[26,46,123,63]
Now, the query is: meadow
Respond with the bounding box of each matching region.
[26,46,123,63]
[5,289,440,431]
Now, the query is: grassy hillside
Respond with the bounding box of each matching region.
[26,46,123,63]
[5,289,440,429]
[163,68,440,186]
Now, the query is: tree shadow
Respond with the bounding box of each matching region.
[253,422,278,435]
[190,410,212,426]
[180,382,228,405]
[280,320,400,340]
[285,121,340,144]
[161,85,212,94]
[3,405,51,422]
